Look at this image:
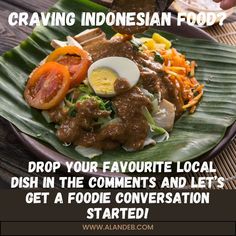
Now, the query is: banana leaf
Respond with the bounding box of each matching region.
[0,0,236,167]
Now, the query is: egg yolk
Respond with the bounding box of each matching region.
[90,67,119,96]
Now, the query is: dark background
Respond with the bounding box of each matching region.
[0,0,57,188]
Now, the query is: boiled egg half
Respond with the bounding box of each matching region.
[87,57,140,97]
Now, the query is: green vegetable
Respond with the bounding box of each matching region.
[154,52,164,64]
[65,84,94,105]
[77,95,92,102]
[152,98,159,114]
[78,84,93,95]
[65,88,112,118]
[68,106,77,117]
[141,88,155,100]
[104,101,115,115]
[130,38,143,51]
[142,107,166,135]
[78,95,111,111]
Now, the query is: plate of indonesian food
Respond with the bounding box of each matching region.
[24,29,203,158]
[0,0,236,173]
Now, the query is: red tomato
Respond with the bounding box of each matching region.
[24,62,70,110]
[46,46,92,87]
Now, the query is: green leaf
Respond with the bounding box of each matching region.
[154,52,164,64]
[0,0,236,170]
[78,95,111,111]
[68,106,77,117]
[78,84,93,95]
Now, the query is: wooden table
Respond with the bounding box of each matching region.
[0,0,57,188]
[0,0,235,188]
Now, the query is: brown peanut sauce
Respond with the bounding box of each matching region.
[49,35,183,151]
[84,37,183,117]
[49,87,152,151]
[114,78,131,95]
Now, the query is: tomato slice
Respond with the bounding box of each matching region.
[24,62,71,110]
[46,46,92,87]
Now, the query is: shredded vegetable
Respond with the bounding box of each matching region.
[161,48,204,113]
[135,34,204,113]
[142,107,167,135]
